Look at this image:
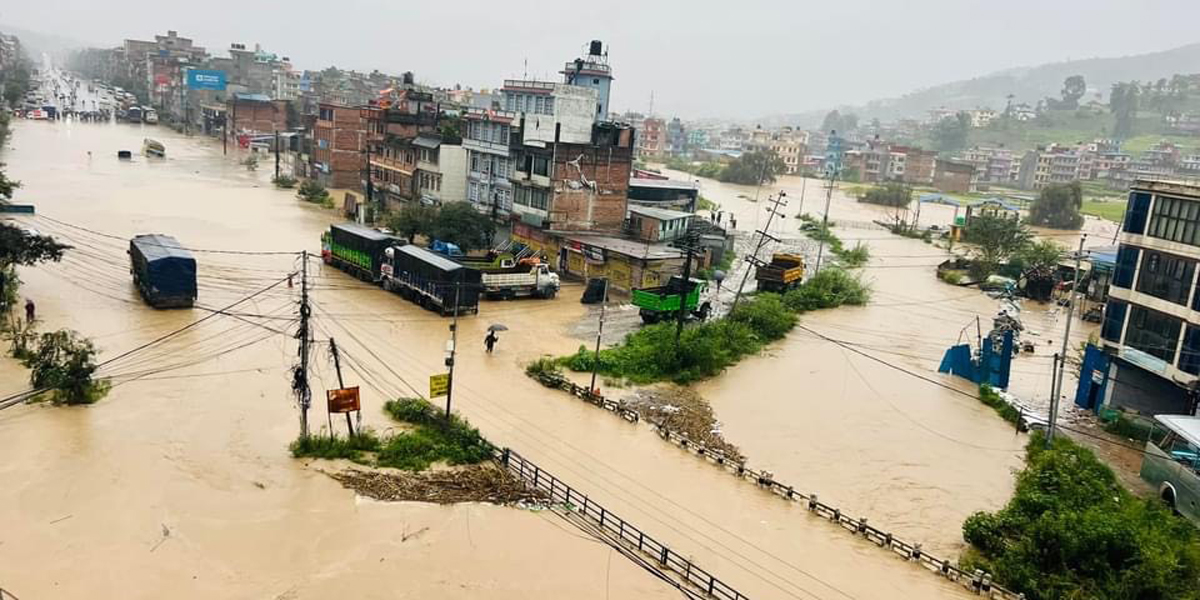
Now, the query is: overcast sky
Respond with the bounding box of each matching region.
[4,0,1199,118]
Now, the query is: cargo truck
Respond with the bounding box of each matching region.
[754,253,805,293]
[382,245,481,315]
[129,234,197,309]
[321,223,399,282]
[480,262,560,299]
[631,276,710,324]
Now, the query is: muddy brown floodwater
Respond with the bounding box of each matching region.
[0,118,1010,599]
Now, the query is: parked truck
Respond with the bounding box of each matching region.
[480,262,560,299]
[321,223,399,282]
[754,253,805,293]
[382,245,481,315]
[632,276,710,324]
[129,234,197,309]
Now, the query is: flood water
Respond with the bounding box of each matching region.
[1,118,1018,599]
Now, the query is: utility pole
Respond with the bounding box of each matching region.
[294,251,312,438]
[675,230,697,348]
[364,137,374,222]
[814,170,837,274]
[274,129,281,181]
[328,338,353,436]
[589,278,609,394]
[445,280,461,421]
[731,191,788,312]
[1048,234,1086,445]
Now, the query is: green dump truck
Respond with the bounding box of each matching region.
[631,276,711,324]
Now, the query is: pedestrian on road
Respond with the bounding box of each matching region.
[24,298,35,324]
[484,330,498,354]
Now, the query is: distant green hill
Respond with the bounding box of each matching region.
[773,42,1200,127]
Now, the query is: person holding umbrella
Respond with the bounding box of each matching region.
[484,323,508,354]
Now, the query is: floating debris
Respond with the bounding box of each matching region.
[330,464,546,505]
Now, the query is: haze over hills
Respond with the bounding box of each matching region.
[0,23,99,62]
[767,41,1200,129]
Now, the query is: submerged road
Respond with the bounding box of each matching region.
[0,118,1012,599]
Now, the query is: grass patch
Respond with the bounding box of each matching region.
[290,398,493,471]
[1081,198,1129,223]
[558,270,871,384]
[962,433,1200,600]
[797,215,870,267]
[978,384,1021,425]
[290,431,383,462]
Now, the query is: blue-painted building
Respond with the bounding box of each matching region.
[1100,179,1200,416]
[561,40,613,121]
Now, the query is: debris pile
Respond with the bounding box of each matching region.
[625,386,744,462]
[331,464,546,505]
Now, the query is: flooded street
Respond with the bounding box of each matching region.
[1,118,1029,599]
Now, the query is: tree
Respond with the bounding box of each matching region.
[964,215,1032,277]
[0,221,70,269]
[1110,81,1140,140]
[296,179,331,204]
[0,162,19,203]
[431,202,496,252]
[387,204,438,243]
[859,182,913,208]
[1060,75,1086,110]
[932,112,971,153]
[25,329,107,404]
[1028,181,1084,230]
[718,149,786,185]
[821,110,843,134]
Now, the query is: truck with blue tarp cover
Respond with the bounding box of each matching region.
[129,234,197,308]
[382,244,481,315]
[321,223,399,282]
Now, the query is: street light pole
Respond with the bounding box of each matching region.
[589,278,609,394]
[1047,234,1087,445]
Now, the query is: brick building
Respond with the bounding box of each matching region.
[509,121,636,233]
[639,117,665,158]
[933,159,977,194]
[227,93,288,135]
[313,103,365,190]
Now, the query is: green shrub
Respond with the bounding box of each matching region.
[563,318,763,384]
[941,271,964,285]
[1102,411,1155,442]
[783,268,872,312]
[728,293,797,341]
[297,179,330,204]
[378,398,494,471]
[978,384,1021,424]
[290,431,382,462]
[837,242,870,268]
[962,434,1200,600]
[272,174,297,189]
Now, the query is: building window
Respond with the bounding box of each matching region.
[470,152,480,173]
[319,107,333,121]
[468,182,479,202]
[593,78,600,84]
[1113,246,1139,289]
[1126,305,1182,363]
[535,96,544,114]
[1101,300,1126,343]
[545,97,554,114]
[1180,326,1200,375]
[533,156,549,177]
[1147,194,1200,246]
[1136,250,1196,306]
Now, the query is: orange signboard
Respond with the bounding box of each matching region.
[327,387,361,413]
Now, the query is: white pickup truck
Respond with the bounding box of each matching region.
[482,263,560,299]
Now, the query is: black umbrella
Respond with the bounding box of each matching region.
[488,324,509,332]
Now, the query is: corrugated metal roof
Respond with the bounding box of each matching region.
[131,234,195,262]
[628,205,693,221]
[629,178,700,191]
[413,135,441,150]
[560,234,684,260]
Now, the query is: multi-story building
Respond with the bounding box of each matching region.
[272,60,302,101]
[508,121,636,232]
[686,128,709,151]
[414,133,467,205]
[897,146,936,186]
[933,159,977,193]
[666,118,687,156]
[363,89,442,210]
[1100,180,1200,416]
[560,40,614,121]
[312,102,365,190]
[462,107,517,218]
[639,117,665,158]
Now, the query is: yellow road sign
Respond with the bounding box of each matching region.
[429,373,450,398]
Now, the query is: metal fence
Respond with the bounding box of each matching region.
[529,371,1026,600]
[496,447,749,600]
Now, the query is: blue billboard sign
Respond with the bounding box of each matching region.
[186,69,227,91]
